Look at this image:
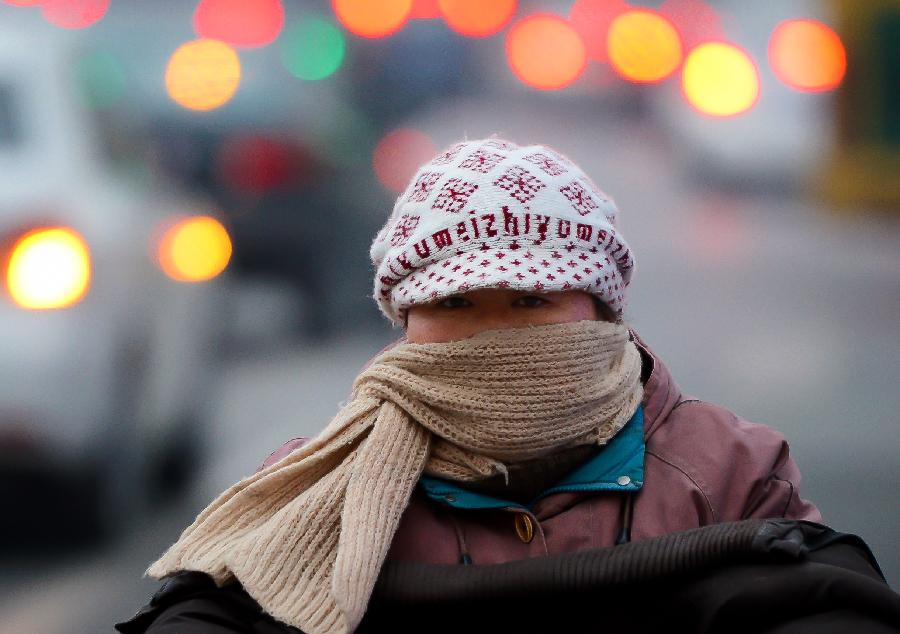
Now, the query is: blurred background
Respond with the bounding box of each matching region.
[0,0,897,630]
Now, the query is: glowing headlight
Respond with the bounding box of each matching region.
[5,227,91,310]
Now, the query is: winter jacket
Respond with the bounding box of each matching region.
[116,518,900,633]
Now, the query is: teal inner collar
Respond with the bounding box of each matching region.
[419,405,645,511]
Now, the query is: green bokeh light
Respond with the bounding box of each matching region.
[75,50,126,109]
[281,17,345,81]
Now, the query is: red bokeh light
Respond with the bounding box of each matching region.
[373,129,437,193]
[216,135,314,193]
[657,0,723,50]
[193,0,284,49]
[41,0,109,29]
[567,0,629,63]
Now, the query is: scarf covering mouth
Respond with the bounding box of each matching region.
[146,320,644,634]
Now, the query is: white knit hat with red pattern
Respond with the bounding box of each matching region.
[370,137,635,325]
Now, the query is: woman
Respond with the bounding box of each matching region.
[120,138,825,633]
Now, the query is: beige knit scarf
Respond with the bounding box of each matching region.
[146,320,643,634]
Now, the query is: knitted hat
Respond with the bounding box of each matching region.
[370,137,635,325]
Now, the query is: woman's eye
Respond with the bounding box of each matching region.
[514,295,547,308]
[438,296,471,308]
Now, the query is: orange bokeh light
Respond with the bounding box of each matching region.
[193,0,285,49]
[165,39,241,112]
[373,129,437,193]
[332,0,412,38]
[769,19,846,92]
[568,0,629,63]
[157,216,232,283]
[41,0,109,29]
[438,0,517,37]
[506,14,587,90]
[682,41,759,117]
[607,9,682,83]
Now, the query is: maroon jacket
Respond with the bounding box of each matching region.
[259,330,822,566]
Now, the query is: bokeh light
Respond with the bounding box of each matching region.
[157,216,232,283]
[410,0,440,19]
[215,134,313,193]
[438,0,517,38]
[682,41,759,117]
[76,50,126,109]
[568,0,629,63]
[3,1,45,6]
[6,228,91,310]
[41,0,109,29]
[769,19,846,92]
[373,128,437,193]
[193,0,284,49]
[281,17,345,81]
[657,0,723,50]
[607,9,682,83]
[165,39,241,112]
[332,0,412,39]
[506,14,587,90]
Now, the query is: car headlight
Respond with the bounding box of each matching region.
[4,227,91,310]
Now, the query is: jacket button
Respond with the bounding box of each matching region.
[617,475,632,486]
[514,513,534,544]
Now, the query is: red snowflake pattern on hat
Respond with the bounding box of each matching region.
[407,171,441,202]
[390,213,420,246]
[523,152,567,176]
[460,149,505,173]
[430,143,465,165]
[559,180,599,217]
[493,166,546,203]
[432,178,479,213]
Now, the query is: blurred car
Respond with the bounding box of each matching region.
[0,20,227,541]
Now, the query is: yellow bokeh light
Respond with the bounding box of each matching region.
[682,42,759,117]
[158,216,232,282]
[607,9,682,83]
[6,227,91,310]
[165,39,241,111]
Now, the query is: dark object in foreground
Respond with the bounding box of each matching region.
[117,519,900,633]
